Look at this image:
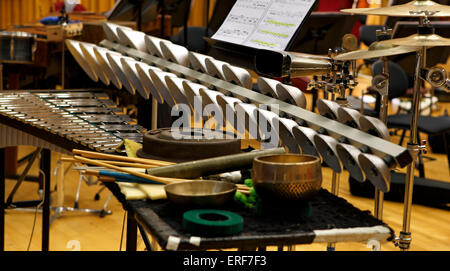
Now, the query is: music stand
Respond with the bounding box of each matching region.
[288,12,358,54]
[105,0,159,31]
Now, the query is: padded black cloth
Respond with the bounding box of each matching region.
[388,114,450,134]
[107,182,394,249]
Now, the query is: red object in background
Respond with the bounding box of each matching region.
[54,2,87,12]
[316,0,353,12]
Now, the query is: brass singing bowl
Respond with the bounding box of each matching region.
[164,180,237,207]
[252,154,322,202]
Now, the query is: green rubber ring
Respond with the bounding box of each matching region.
[182,209,244,236]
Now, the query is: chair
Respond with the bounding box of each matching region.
[367,61,450,176]
[170,26,213,53]
[354,25,385,76]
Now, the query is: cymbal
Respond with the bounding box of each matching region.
[341,0,450,17]
[379,33,450,47]
[334,42,420,60]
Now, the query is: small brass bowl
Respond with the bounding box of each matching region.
[164,180,237,207]
[252,154,322,202]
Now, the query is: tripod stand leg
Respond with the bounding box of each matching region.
[0,148,5,251]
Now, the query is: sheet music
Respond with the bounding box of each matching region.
[211,0,316,51]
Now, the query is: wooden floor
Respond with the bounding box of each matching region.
[2,81,450,251]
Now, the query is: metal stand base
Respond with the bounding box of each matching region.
[50,204,113,225]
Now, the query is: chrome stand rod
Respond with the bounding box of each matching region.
[399,45,426,251]
[374,56,390,221]
[327,171,340,251]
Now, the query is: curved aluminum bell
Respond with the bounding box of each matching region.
[316,99,340,119]
[107,53,136,95]
[135,62,162,101]
[358,153,391,193]
[257,77,280,98]
[160,42,189,67]
[216,95,241,128]
[359,115,390,140]
[65,40,98,82]
[116,27,147,52]
[314,134,342,173]
[121,58,148,99]
[102,22,132,43]
[254,108,280,148]
[144,35,172,57]
[189,52,213,73]
[199,88,224,117]
[336,143,365,182]
[93,47,122,89]
[79,43,108,86]
[337,107,362,128]
[292,126,321,158]
[165,77,190,105]
[149,69,178,107]
[205,58,227,79]
[276,84,307,109]
[182,81,207,112]
[277,118,301,153]
[222,64,253,89]
[234,103,259,140]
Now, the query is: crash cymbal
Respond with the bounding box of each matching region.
[379,33,450,47]
[341,0,450,17]
[335,42,419,60]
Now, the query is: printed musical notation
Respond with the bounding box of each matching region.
[211,0,316,51]
[228,14,260,25]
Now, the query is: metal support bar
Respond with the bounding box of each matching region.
[99,40,413,168]
[126,210,138,251]
[327,171,340,251]
[399,46,426,251]
[5,147,42,207]
[0,148,5,251]
[40,149,51,251]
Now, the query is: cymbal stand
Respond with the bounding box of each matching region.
[395,17,429,251]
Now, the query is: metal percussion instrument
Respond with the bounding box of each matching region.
[117,27,147,52]
[135,62,163,101]
[252,154,323,202]
[62,21,426,251]
[0,90,145,153]
[149,69,178,107]
[102,22,132,43]
[334,42,420,61]
[222,64,253,89]
[257,77,281,98]
[166,77,190,106]
[160,42,190,67]
[341,0,450,17]
[0,31,35,62]
[255,49,333,78]
[107,53,136,95]
[65,39,99,82]
[145,35,172,57]
[189,52,214,73]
